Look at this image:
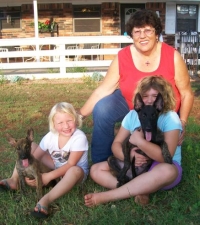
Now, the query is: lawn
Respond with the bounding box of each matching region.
[0,77,199,225]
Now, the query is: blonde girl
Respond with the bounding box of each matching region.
[0,102,88,218]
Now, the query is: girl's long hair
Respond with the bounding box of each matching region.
[133,75,176,113]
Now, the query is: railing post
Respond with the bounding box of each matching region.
[33,0,40,62]
[59,44,66,75]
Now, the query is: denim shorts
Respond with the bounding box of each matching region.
[54,162,88,183]
[148,160,182,190]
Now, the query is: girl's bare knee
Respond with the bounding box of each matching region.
[90,162,109,181]
[68,166,84,179]
[90,164,98,179]
[167,164,178,179]
[157,164,178,180]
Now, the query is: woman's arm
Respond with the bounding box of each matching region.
[174,50,194,124]
[129,129,179,163]
[79,56,120,117]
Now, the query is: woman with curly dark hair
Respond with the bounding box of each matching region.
[78,9,193,164]
[126,9,163,37]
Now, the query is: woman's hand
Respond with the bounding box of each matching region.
[129,128,144,146]
[178,121,186,146]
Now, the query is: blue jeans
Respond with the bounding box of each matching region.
[91,89,129,163]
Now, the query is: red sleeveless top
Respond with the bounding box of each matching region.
[118,42,180,111]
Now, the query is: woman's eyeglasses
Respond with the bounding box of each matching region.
[132,28,155,37]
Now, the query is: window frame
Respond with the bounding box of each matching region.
[176,4,198,32]
[0,6,21,30]
[73,4,101,33]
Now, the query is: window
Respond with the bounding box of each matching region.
[176,4,198,32]
[0,6,21,29]
[73,5,101,33]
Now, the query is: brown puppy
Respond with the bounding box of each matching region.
[6,128,52,200]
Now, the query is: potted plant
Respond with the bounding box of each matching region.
[38,20,57,33]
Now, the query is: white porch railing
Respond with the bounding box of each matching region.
[0,36,133,79]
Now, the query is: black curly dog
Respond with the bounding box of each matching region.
[108,93,172,187]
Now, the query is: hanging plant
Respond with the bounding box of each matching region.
[38,20,57,32]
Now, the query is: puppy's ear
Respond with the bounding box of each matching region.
[154,93,164,112]
[5,133,17,147]
[27,128,34,142]
[134,93,145,112]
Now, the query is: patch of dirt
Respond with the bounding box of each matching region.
[4,77,200,124]
[5,78,85,86]
[0,146,6,153]
[190,99,200,122]
[29,78,85,84]
[190,78,200,123]
[32,77,200,124]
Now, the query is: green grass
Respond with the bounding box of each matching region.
[0,78,199,225]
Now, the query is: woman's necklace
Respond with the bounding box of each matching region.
[131,42,159,68]
[145,61,150,66]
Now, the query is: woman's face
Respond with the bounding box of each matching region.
[132,25,158,52]
[141,88,159,105]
